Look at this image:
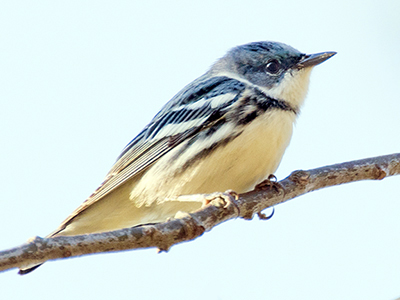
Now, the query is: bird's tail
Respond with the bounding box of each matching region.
[18,264,43,275]
[17,230,62,275]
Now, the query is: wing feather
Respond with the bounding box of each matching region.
[53,76,246,234]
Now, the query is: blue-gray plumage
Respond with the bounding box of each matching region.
[19,41,335,274]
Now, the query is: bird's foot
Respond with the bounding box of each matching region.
[254,174,282,221]
[204,190,240,215]
[172,211,192,220]
[255,174,284,193]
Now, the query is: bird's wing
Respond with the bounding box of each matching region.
[52,76,246,234]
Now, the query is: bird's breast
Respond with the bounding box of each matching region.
[132,109,296,206]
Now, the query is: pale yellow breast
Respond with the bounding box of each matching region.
[179,109,295,194]
[132,108,295,206]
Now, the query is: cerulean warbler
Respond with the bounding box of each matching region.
[19,41,335,274]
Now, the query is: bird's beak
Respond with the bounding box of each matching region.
[296,51,336,69]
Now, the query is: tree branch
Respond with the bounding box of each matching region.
[1,153,399,273]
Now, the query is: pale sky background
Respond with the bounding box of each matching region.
[1,1,400,299]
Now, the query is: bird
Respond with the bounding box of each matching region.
[19,41,336,274]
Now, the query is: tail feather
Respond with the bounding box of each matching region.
[18,264,43,275]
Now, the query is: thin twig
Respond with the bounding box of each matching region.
[1,153,399,273]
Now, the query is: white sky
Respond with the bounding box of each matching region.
[1,1,400,299]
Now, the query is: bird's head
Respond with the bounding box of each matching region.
[212,41,336,108]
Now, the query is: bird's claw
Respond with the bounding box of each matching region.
[257,207,275,221]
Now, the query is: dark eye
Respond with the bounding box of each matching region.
[265,60,280,74]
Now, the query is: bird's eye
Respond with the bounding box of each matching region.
[265,60,280,74]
